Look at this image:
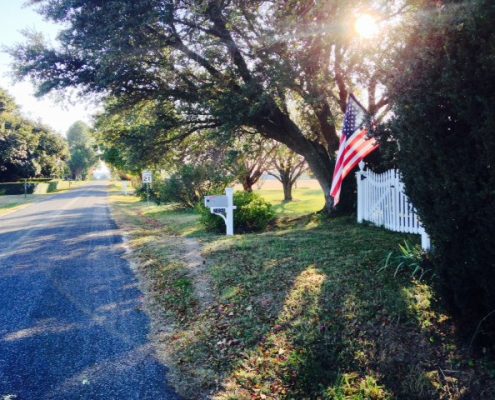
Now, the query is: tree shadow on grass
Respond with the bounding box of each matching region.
[147,216,483,399]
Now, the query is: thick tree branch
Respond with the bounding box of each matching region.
[206,2,254,84]
[334,45,348,113]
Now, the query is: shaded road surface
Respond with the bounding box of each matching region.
[0,182,179,399]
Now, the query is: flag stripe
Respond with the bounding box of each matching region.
[330,130,367,193]
[331,130,371,193]
[342,142,378,177]
[330,95,379,206]
[331,142,378,200]
[333,130,367,175]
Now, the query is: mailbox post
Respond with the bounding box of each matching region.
[204,188,236,236]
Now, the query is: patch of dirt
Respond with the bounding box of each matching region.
[134,209,214,310]
[182,237,214,309]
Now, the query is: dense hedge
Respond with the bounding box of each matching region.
[27,178,56,182]
[382,0,495,347]
[198,191,275,233]
[0,180,61,195]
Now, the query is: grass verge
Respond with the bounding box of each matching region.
[110,185,495,400]
[0,180,88,217]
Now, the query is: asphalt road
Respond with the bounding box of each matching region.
[0,182,180,399]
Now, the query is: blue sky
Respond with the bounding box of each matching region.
[0,1,98,135]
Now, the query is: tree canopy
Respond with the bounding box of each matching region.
[11,0,410,210]
[0,88,69,182]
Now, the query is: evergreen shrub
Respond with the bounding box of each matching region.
[381,0,495,347]
[198,191,275,233]
[0,180,60,195]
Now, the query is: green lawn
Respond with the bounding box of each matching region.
[109,183,494,400]
[257,188,324,218]
[0,194,44,217]
[0,180,88,216]
[110,186,325,238]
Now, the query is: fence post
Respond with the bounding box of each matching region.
[356,162,365,223]
[421,231,431,252]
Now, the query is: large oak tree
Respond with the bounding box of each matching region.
[13,0,404,210]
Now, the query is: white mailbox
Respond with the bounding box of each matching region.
[204,195,228,208]
[204,188,236,236]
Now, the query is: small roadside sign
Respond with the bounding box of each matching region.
[142,171,152,183]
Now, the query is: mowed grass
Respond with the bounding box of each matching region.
[257,188,324,218]
[109,181,494,400]
[0,194,52,217]
[0,181,88,217]
[113,179,325,231]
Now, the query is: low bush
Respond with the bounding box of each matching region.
[0,183,32,195]
[47,181,59,192]
[135,179,161,203]
[198,191,275,233]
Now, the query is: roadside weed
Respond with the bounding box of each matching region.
[379,240,432,280]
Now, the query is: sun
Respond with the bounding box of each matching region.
[355,14,379,39]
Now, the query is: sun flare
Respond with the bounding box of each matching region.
[355,14,379,39]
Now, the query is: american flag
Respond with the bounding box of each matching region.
[330,94,378,206]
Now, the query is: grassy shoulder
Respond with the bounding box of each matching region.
[0,180,88,217]
[110,183,494,400]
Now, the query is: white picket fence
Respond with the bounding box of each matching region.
[355,162,431,251]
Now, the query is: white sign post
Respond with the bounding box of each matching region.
[204,188,236,236]
[142,171,152,183]
[142,171,152,204]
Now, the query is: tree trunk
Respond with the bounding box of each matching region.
[242,176,254,192]
[304,153,334,212]
[254,98,337,213]
[263,129,334,211]
[282,178,293,201]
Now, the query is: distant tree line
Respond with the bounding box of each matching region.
[0,87,98,182]
[0,88,69,182]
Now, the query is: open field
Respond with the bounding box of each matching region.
[110,183,495,400]
[0,180,89,217]
[247,177,322,191]
[257,188,324,218]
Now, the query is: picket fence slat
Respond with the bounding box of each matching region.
[356,164,431,251]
